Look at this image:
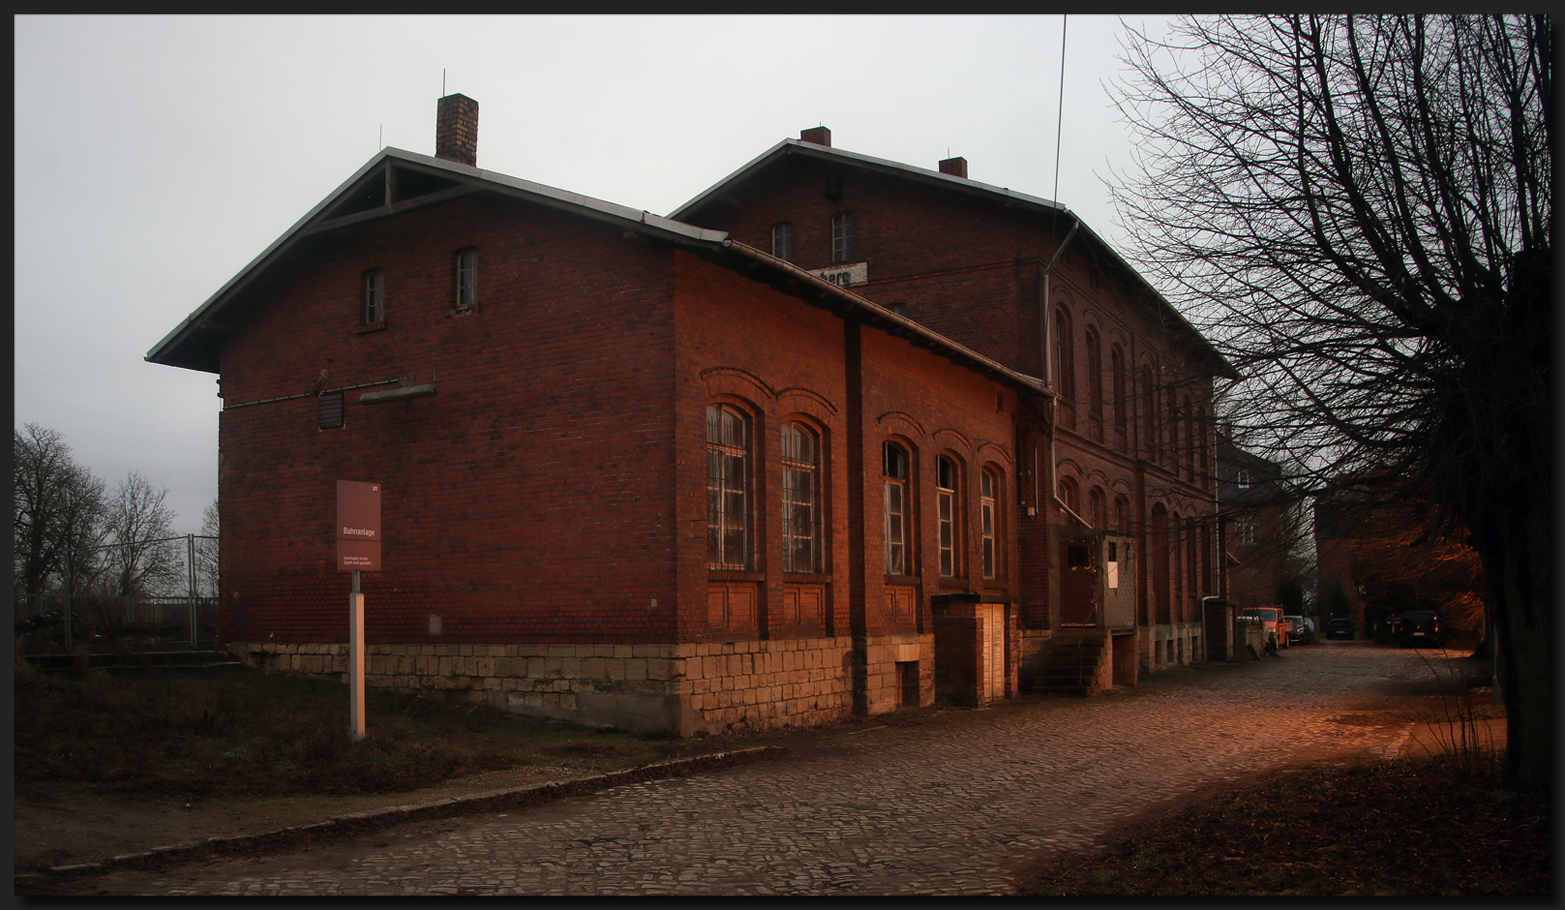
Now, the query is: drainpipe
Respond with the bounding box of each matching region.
[1040,218,1085,527]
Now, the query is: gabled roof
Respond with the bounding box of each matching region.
[671,137,1239,380]
[146,148,1048,398]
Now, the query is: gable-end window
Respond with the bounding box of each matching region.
[936,455,961,577]
[980,469,999,580]
[832,212,854,263]
[781,422,820,573]
[363,269,384,324]
[706,404,751,570]
[883,441,910,574]
[772,222,794,262]
[454,249,477,314]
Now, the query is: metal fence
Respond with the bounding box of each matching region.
[14,593,218,652]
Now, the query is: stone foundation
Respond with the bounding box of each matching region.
[231,637,859,737]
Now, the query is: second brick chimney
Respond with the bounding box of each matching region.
[436,94,479,166]
[800,126,831,147]
[939,156,968,179]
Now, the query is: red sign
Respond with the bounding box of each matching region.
[336,480,382,571]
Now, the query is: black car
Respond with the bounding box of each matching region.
[1325,617,1354,640]
[1396,610,1444,648]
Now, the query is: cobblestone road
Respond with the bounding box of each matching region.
[68,643,1456,896]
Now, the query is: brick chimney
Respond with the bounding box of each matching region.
[800,126,831,147]
[939,156,968,179]
[436,94,479,166]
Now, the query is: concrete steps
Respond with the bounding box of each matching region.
[1029,629,1109,696]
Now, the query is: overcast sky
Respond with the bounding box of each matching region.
[14,13,1179,535]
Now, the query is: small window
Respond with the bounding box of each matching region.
[363,269,384,324]
[772,222,793,262]
[832,212,854,263]
[1237,469,1251,489]
[889,302,907,317]
[884,442,909,575]
[1236,519,1257,545]
[454,249,477,314]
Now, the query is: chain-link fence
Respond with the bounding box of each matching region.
[14,593,219,652]
[13,533,219,654]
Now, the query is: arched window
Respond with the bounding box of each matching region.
[1140,365,1158,459]
[781,422,820,573]
[936,455,962,577]
[706,404,751,569]
[1111,344,1127,444]
[1085,328,1103,417]
[1089,486,1106,529]
[1053,308,1074,401]
[980,469,1000,580]
[883,441,910,575]
[1182,394,1195,478]
[1166,385,1179,468]
[1058,475,1080,515]
[1114,495,1130,534]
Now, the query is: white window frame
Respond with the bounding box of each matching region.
[706,404,751,570]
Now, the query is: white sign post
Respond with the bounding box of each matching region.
[337,481,381,741]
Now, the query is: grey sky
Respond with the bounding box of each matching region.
[14,13,1176,535]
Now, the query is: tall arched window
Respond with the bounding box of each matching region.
[1110,344,1127,446]
[706,404,751,569]
[1182,394,1195,478]
[1114,495,1130,534]
[883,441,910,575]
[936,455,962,578]
[781,422,820,573]
[1140,365,1158,459]
[1089,486,1106,529]
[1085,328,1103,417]
[1053,308,1074,401]
[980,469,1000,580]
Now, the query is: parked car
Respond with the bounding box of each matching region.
[1325,617,1354,640]
[1396,610,1445,648]
[1285,614,1312,645]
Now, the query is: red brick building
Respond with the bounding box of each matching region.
[674,128,1237,677]
[148,100,1234,734]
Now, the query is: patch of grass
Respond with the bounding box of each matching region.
[13,660,707,798]
[1014,753,1549,897]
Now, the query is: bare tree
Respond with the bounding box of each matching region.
[100,472,183,599]
[12,424,107,598]
[1111,14,1550,786]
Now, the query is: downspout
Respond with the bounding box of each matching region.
[1041,218,1086,527]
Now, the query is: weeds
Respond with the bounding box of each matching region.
[14,661,701,798]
